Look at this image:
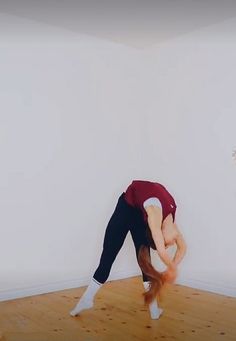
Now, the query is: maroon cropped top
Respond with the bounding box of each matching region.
[124,180,177,223]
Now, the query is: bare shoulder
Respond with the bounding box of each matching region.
[144,205,162,216]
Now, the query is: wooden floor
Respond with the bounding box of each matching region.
[0,276,235,341]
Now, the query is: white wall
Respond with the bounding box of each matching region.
[1,12,236,301]
[0,13,152,301]
[143,17,236,296]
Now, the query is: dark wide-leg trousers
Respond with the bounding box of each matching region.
[93,192,151,284]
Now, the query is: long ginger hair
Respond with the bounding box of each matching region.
[137,228,167,305]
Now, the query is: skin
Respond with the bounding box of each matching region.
[144,205,187,282]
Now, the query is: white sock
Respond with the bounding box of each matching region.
[70,277,102,316]
[143,281,163,320]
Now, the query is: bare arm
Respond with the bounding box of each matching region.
[145,206,175,267]
[173,226,187,266]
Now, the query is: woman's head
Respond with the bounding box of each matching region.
[145,213,177,249]
[162,218,178,248]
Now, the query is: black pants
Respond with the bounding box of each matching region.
[93,192,150,284]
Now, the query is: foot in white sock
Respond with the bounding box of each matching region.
[70,297,94,316]
[143,281,164,320]
[70,277,102,317]
[149,301,163,320]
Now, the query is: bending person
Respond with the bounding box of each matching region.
[70,179,187,319]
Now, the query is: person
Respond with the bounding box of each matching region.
[70,180,187,319]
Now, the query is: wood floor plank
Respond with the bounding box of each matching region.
[0,276,235,341]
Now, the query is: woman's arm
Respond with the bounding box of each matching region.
[145,206,174,267]
[173,226,187,266]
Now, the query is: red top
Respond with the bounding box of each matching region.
[124,180,177,222]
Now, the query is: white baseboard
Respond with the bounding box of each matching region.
[0,269,139,302]
[176,275,236,298]
[1,270,235,302]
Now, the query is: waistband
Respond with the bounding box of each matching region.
[119,192,142,214]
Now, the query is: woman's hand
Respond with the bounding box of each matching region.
[162,263,178,284]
